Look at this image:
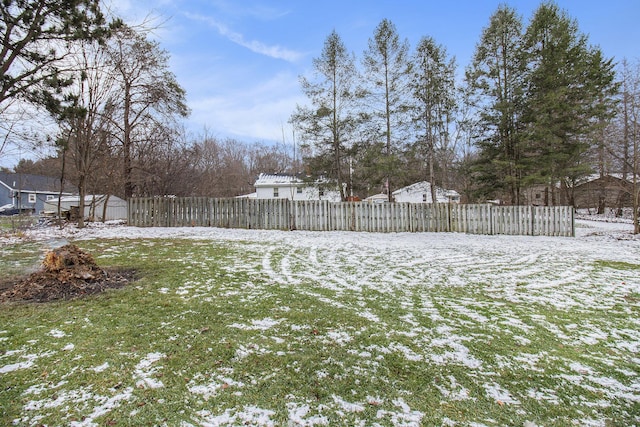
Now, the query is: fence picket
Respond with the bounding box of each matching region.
[127,198,574,237]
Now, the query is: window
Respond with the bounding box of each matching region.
[296,187,302,194]
[319,189,324,197]
[422,193,427,202]
[273,188,279,197]
[46,195,55,201]
[535,193,541,199]
[28,193,36,203]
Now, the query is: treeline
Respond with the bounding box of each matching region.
[14,134,295,199]
[290,2,629,207]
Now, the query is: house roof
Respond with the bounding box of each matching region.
[0,172,67,193]
[577,173,627,185]
[364,193,389,202]
[254,173,301,187]
[254,173,332,187]
[235,192,257,199]
[392,181,460,199]
[46,195,125,203]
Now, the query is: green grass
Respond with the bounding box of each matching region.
[0,242,43,279]
[594,260,640,271]
[0,236,638,426]
[0,215,37,232]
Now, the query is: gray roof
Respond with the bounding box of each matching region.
[0,172,66,193]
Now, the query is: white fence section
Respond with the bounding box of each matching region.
[44,195,128,221]
[128,198,574,237]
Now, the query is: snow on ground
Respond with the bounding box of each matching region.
[1,218,639,426]
[4,216,639,256]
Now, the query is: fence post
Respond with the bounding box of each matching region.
[488,204,493,235]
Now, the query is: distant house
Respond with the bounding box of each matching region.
[572,174,633,210]
[43,195,128,221]
[235,192,257,199]
[364,193,389,203]
[254,173,341,201]
[392,181,460,204]
[0,172,71,215]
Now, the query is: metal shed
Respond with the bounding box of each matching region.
[44,195,128,221]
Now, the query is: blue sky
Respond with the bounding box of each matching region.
[106,0,637,146]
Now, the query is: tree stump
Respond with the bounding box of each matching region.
[1,245,134,303]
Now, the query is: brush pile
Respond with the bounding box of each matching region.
[0,244,133,303]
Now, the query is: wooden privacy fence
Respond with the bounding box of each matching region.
[128,198,574,237]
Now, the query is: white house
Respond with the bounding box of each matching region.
[235,192,257,199]
[392,181,460,204]
[43,195,128,221]
[364,193,390,203]
[253,173,341,201]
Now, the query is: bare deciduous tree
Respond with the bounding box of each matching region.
[105,25,189,198]
[55,40,116,227]
[0,0,112,161]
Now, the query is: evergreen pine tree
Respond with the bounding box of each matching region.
[522,2,618,205]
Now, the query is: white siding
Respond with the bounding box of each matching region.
[44,195,128,220]
[254,173,341,201]
[392,181,460,204]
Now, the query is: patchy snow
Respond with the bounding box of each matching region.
[134,352,165,389]
[48,329,67,338]
[286,401,329,426]
[229,317,283,331]
[90,362,109,373]
[1,218,639,425]
[325,330,353,345]
[190,406,276,426]
[188,373,245,401]
[332,395,365,413]
[68,387,134,427]
[0,359,35,374]
[0,351,53,374]
[376,398,424,426]
[17,385,134,427]
[484,382,521,405]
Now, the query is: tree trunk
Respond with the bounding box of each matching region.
[544,186,549,206]
[123,81,134,198]
[634,186,639,234]
[102,194,110,223]
[57,144,67,227]
[634,147,639,234]
[77,175,86,229]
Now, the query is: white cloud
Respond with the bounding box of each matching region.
[188,72,305,143]
[185,12,302,62]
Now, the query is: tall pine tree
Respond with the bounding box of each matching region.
[361,19,411,200]
[465,5,526,204]
[290,30,361,195]
[522,1,618,205]
[409,36,456,201]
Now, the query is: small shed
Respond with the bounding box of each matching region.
[392,181,460,203]
[44,195,128,221]
[364,193,389,203]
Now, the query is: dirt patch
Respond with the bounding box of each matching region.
[0,244,137,303]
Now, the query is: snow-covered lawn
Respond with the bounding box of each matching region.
[1,219,639,426]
